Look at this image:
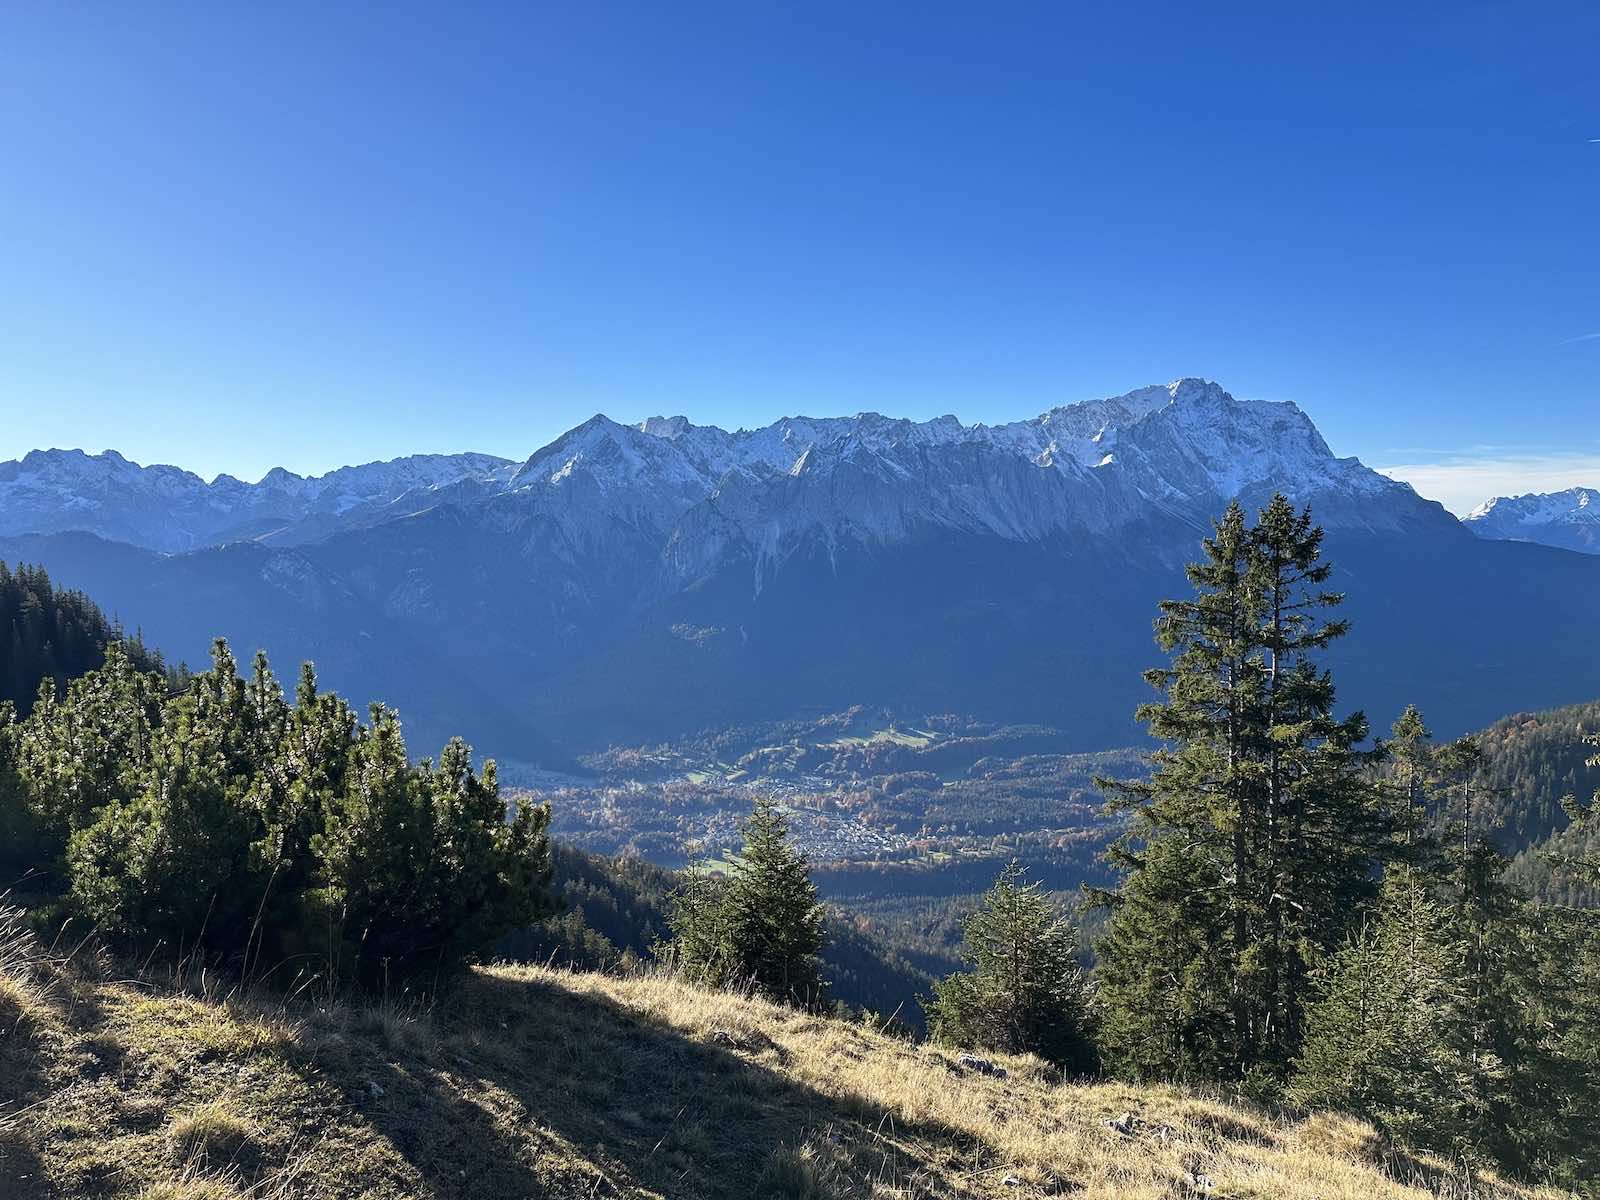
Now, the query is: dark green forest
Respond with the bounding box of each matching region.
[0,561,176,714]
[1475,699,1600,850]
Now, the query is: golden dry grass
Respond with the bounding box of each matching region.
[505,963,1565,1200]
[0,926,1573,1200]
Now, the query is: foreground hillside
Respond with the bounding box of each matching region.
[1,930,1563,1200]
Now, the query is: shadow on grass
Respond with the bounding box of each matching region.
[0,1127,50,1200]
[316,970,985,1199]
[0,989,68,1200]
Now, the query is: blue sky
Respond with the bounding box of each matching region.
[1,3,1596,514]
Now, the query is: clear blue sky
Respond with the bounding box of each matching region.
[1,3,1596,513]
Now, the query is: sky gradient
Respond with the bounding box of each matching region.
[1,3,1596,515]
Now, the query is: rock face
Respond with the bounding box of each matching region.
[5,379,1599,761]
[1465,487,1600,554]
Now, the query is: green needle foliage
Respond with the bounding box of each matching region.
[1291,865,1470,1152]
[1092,499,1600,1185]
[1091,495,1388,1086]
[925,860,1095,1072]
[6,637,551,989]
[669,796,826,1008]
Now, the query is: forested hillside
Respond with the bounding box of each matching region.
[1476,700,1600,850]
[1454,698,1600,907]
[0,561,173,713]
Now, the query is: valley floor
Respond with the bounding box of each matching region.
[0,945,1566,1200]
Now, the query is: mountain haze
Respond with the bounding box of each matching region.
[0,448,516,552]
[4,379,1598,760]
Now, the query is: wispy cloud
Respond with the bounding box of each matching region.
[1377,452,1600,517]
[1563,331,1600,343]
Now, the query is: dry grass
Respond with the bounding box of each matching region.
[0,926,1574,1200]
[502,963,1566,1200]
[168,1102,260,1168]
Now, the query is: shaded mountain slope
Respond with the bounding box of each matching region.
[0,532,568,766]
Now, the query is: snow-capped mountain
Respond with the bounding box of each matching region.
[0,448,515,552]
[0,381,1442,557]
[1464,487,1600,555]
[6,378,1597,760]
[501,378,1445,566]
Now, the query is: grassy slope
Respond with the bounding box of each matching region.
[0,937,1567,1200]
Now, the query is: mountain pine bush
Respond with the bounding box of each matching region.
[9,637,551,988]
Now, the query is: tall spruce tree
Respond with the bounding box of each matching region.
[1091,496,1387,1085]
[1294,719,1599,1183]
[669,796,826,1007]
[925,860,1095,1071]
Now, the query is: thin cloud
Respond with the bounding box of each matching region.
[1378,452,1600,518]
[1563,331,1600,343]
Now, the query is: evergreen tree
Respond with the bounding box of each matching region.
[67,641,266,949]
[925,860,1094,1071]
[1386,705,1436,850]
[1091,496,1388,1084]
[669,796,826,1007]
[1292,865,1469,1153]
[312,713,552,986]
[0,701,30,873]
[6,632,551,988]
[16,641,167,854]
[1547,732,1600,886]
[1318,730,1598,1180]
[1430,736,1561,1174]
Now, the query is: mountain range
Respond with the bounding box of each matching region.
[1465,486,1600,554]
[4,378,1598,763]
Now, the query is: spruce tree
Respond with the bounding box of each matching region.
[1387,705,1434,846]
[1092,496,1387,1084]
[670,796,826,1007]
[1291,865,1469,1153]
[925,860,1094,1071]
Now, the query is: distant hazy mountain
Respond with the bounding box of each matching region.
[0,448,516,552]
[6,379,1599,762]
[1465,487,1600,554]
